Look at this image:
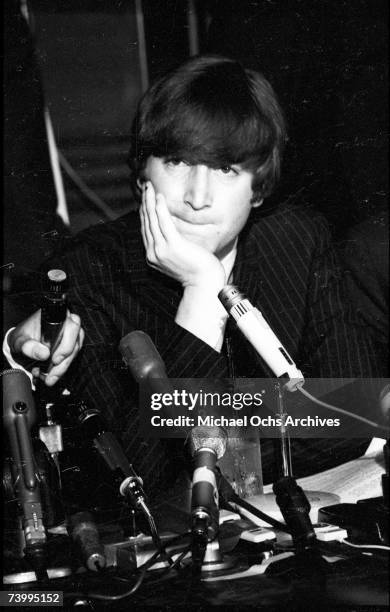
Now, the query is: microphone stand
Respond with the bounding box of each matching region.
[190,489,236,576]
[188,425,238,575]
[270,383,329,604]
[275,381,293,478]
[272,382,318,548]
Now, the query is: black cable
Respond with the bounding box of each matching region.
[143,506,174,566]
[217,471,291,533]
[65,567,148,603]
[157,544,192,577]
[64,531,191,603]
[229,493,291,533]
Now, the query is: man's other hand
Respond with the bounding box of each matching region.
[8,310,85,386]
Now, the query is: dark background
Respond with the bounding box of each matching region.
[3,0,388,319]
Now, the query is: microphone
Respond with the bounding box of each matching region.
[40,269,68,373]
[273,476,316,551]
[120,332,228,566]
[2,369,47,576]
[189,426,227,543]
[379,384,390,420]
[119,330,169,384]
[119,331,174,503]
[38,269,68,481]
[69,512,106,572]
[120,332,227,537]
[379,385,390,508]
[119,331,179,512]
[218,285,304,392]
[74,400,148,512]
[119,330,173,417]
[119,332,179,561]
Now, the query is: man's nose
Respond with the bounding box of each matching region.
[183,165,212,209]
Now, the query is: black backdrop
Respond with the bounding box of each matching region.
[200,0,388,234]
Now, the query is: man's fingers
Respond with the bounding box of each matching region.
[9,310,42,354]
[155,193,177,241]
[51,313,83,365]
[145,181,163,243]
[19,339,50,361]
[44,318,84,385]
[44,342,81,386]
[139,204,147,246]
[141,187,154,247]
[78,325,85,349]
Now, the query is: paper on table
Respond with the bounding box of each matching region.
[235,439,386,526]
[263,438,385,503]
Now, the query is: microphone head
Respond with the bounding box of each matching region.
[2,368,36,428]
[218,285,245,312]
[189,426,227,460]
[379,384,390,419]
[119,331,167,382]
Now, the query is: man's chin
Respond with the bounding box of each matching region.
[186,237,217,253]
[175,227,215,251]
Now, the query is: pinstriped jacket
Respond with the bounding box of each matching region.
[54,203,380,489]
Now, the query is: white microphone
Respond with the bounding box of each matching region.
[218,285,304,392]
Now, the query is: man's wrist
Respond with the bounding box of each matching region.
[175,289,228,351]
[182,278,225,297]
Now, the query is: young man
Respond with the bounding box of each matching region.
[5,55,380,492]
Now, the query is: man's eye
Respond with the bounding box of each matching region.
[166,158,187,167]
[219,165,238,176]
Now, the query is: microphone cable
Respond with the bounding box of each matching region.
[223,494,290,534]
[297,386,390,432]
[142,504,174,567]
[63,530,191,604]
[216,471,290,533]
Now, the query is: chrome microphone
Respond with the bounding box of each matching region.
[189,426,227,543]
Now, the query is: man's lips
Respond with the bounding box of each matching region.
[172,215,213,226]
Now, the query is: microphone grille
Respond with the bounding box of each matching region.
[379,384,390,418]
[218,285,245,312]
[190,426,227,460]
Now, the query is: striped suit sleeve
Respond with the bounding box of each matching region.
[299,216,381,378]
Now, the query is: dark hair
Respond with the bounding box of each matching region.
[129,55,287,201]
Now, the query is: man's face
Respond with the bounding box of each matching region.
[142,156,261,259]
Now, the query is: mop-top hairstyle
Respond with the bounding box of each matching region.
[129,55,287,201]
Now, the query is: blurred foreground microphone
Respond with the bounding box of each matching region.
[2,369,48,577]
[119,332,177,557]
[379,384,390,508]
[379,384,390,421]
[119,330,169,392]
[119,330,172,505]
[189,426,227,543]
[219,286,304,392]
[69,512,105,572]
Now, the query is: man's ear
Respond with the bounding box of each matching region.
[136,177,145,190]
[251,198,264,209]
